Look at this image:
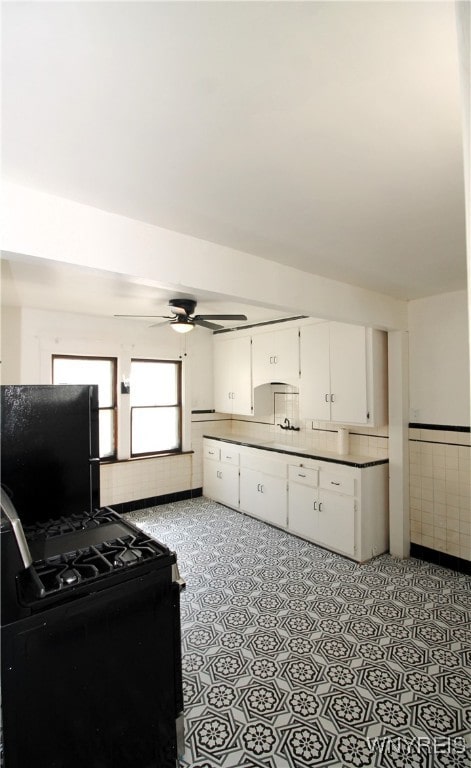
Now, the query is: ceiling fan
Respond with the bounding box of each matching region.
[115,298,248,333]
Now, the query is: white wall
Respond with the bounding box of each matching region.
[0,305,22,383]
[1,306,215,505]
[408,290,470,426]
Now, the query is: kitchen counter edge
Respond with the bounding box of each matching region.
[203,435,389,469]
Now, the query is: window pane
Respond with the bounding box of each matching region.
[99,410,114,458]
[53,358,114,407]
[130,361,178,406]
[131,407,179,455]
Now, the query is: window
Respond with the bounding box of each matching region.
[130,359,181,456]
[52,355,117,459]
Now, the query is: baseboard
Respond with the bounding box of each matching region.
[410,543,470,575]
[111,487,203,515]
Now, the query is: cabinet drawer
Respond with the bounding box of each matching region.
[204,443,221,461]
[220,447,239,466]
[319,471,355,496]
[288,465,318,487]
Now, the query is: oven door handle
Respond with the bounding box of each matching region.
[1,487,33,569]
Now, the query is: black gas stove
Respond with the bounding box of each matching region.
[18,506,172,606]
[1,498,184,768]
[2,504,176,620]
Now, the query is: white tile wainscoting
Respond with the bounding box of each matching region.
[99,414,232,508]
[409,427,471,562]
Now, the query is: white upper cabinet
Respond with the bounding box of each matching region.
[299,322,331,421]
[252,327,300,387]
[213,334,253,415]
[299,321,387,426]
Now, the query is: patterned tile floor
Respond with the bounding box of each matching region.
[126,498,471,768]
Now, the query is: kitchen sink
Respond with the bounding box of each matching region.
[261,442,305,453]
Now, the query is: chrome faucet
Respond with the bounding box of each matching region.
[277,417,300,431]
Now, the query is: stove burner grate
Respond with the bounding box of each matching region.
[22,531,167,600]
[24,508,121,541]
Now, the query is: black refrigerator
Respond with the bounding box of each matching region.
[1,384,100,523]
[1,384,185,768]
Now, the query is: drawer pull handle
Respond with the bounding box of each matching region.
[325,393,329,402]
[313,501,317,511]
[319,502,323,512]
[209,450,215,455]
[298,473,306,478]
[331,481,341,486]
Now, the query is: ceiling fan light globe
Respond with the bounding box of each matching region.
[171,319,194,333]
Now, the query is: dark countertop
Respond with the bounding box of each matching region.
[203,433,389,469]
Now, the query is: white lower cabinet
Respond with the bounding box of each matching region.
[288,480,319,540]
[317,489,355,558]
[288,459,388,561]
[203,438,388,562]
[239,448,288,528]
[288,465,355,558]
[203,439,240,509]
[239,467,287,528]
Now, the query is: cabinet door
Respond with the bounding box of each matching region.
[318,489,355,557]
[252,328,299,387]
[214,335,252,415]
[288,482,319,541]
[240,468,287,528]
[257,474,287,528]
[203,460,239,509]
[299,323,330,420]
[239,467,263,520]
[230,336,253,415]
[329,323,368,424]
[213,338,234,413]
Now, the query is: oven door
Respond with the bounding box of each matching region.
[1,564,183,768]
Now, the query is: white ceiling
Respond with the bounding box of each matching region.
[1,0,467,318]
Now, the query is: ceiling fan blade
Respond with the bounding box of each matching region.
[194,318,224,330]
[114,314,172,318]
[194,314,248,321]
[149,320,172,328]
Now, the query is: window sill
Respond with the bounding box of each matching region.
[100,450,194,465]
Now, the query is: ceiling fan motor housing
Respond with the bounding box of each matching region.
[169,298,196,316]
